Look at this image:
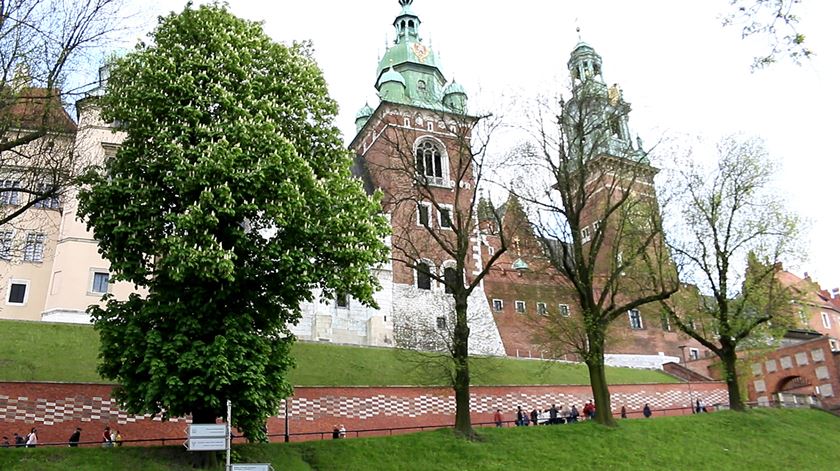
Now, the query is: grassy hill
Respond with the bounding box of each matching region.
[0,319,676,386]
[0,409,837,470]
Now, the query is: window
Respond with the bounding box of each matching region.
[0,230,13,260]
[0,180,20,205]
[33,183,60,209]
[660,312,671,331]
[822,312,831,329]
[416,262,432,290]
[830,339,839,352]
[415,140,446,186]
[443,266,458,294]
[628,309,643,329]
[515,300,526,314]
[492,299,503,312]
[417,202,431,227]
[689,348,700,361]
[23,233,45,262]
[91,272,110,294]
[436,316,447,329]
[537,302,548,316]
[559,304,570,317]
[336,291,349,308]
[6,280,28,305]
[581,226,591,243]
[438,206,453,229]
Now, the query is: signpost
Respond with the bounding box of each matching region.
[186,399,274,471]
[231,465,273,471]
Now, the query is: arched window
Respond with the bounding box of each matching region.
[444,266,458,294]
[416,261,432,290]
[415,139,446,186]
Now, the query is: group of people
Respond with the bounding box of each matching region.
[495,400,601,427]
[0,428,38,448]
[0,426,123,448]
[331,424,347,439]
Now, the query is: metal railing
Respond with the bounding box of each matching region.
[3,403,729,449]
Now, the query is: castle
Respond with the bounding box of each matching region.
[11,0,833,371]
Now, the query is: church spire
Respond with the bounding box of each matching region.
[393,0,421,43]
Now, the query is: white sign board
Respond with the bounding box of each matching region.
[184,437,228,451]
[188,424,228,438]
[231,465,273,471]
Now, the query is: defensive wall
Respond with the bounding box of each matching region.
[0,381,727,445]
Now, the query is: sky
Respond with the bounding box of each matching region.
[123,0,840,289]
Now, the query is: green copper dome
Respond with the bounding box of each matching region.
[378,67,406,87]
[443,81,466,96]
[511,258,529,272]
[355,103,374,119]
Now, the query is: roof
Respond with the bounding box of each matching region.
[0,87,76,134]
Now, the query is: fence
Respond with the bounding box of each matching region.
[1,403,727,449]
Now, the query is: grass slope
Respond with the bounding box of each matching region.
[0,409,837,470]
[0,319,675,385]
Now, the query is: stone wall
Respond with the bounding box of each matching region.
[0,381,727,445]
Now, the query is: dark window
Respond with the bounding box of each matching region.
[559,304,570,317]
[515,300,526,314]
[418,204,430,227]
[8,283,26,304]
[436,316,446,329]
[537,302,548,316]
[440,207,452,229]
[416,262,432,290]
[492,299,503,311]
[0,180,20,205]
[91,272,109,294]
[23,233,45,262]
[629,309,643,329]
[336,291,349,308]
[444,267,458,294]
[0,230,13,260]
[660,312,671,331]
[416,141,444,183]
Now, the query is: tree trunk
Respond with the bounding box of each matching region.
[452,296,474,438]
[720,348,745,411]
[586,335,616,426]
[190,409,220,469]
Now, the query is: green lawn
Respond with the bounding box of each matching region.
[0,319,675,385]
[1,409,837,470]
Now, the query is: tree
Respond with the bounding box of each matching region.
[370,105,508,439]
[77,2,389,446]
[0,0,126,226]
[723,0,812,69]
[659,136,801,411]
[511,76,678,426]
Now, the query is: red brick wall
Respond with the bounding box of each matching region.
[0,381,727,445]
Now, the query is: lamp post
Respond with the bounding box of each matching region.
[678,345,694,414]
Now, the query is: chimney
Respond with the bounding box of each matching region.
[804,272,811,281]
[832,288,840,299]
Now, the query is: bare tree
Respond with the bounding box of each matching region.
[364,101,509,438]
[510,77,678,426]
[0,0,127,227]
[722,0,812,69]
[659,136,802,410]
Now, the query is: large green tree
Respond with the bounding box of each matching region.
[77,3,389,441]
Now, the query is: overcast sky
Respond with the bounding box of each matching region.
[129,0,840,288]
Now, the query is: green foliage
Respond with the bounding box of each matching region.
[2,409,839,470]
[75,3,389,440]
[0,320,676,385]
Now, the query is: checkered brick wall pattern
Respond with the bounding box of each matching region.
[0,382,727,444]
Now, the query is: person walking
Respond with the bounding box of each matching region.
[549,404,558,425]
[14,433,25,447]
[643,403,652,418]
[621,406,627,419]
[516,406,526,426]
[493,409,503,427]
[569,405,579,423]
[102,426,113,447]
[25,428,37,448]
[68,427,81,447]
[530,408,539,426]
